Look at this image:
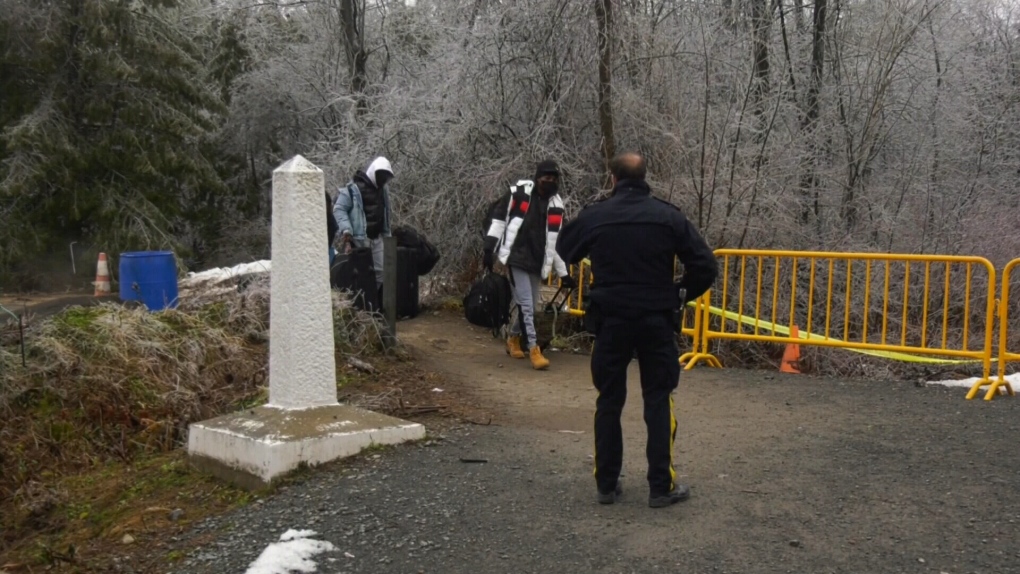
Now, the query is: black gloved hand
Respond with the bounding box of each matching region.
[482,249,494,271]
[559,275,577,290]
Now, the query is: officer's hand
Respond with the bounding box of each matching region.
[482,249,494,271]
[559,275,577,290]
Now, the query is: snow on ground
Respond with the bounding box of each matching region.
[926,371,1020,390]
[180,260,271,289]
[177,258,458,302]
[244,529,335,574]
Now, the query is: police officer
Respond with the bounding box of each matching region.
[556,152,717,508]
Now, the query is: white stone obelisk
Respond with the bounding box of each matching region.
[187,156,424,490]
[268,155,337,409]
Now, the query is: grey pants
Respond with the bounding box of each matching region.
[354,236,386,288]
[509,266,542,348]
[371,236,384,288]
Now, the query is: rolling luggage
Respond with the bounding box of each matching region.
[396,246,420,318]
[330,247,379,313]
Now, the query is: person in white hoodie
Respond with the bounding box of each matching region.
[333,157,394,291]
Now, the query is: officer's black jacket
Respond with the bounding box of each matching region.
[556,179,718,313]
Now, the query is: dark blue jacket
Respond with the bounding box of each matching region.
[556,179,717,313]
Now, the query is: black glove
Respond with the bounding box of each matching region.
[559,275,577,290]
[482,249,494,271]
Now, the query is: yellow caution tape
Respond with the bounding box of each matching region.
[691,302,987,365]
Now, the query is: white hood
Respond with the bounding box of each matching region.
[365,157,393,187]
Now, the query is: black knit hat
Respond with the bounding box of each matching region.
[535,159,560,178]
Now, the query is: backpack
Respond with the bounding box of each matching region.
[463,271,512,336]
[392,225,441,276]
[481,190,511,238]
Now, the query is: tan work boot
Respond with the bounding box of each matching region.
[530,346,550,370]
[506,336,525,359]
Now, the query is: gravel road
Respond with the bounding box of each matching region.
[159,311,1020,574]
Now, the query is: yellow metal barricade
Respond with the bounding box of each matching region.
[974,258,1020,400]
[678,292,719,368]
[564,258,706,357]
[682,250,998,392]
[566,259,589,317]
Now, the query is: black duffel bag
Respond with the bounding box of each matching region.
[463,270,512,337]
[392,225,441,276]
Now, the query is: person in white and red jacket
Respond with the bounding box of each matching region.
[483,160,577,370]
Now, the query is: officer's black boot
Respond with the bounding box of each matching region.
[648,484,690,508]
[597,481,623,505]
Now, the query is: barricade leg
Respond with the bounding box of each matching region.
[968,360,1016,401]
[967,275,1016,401]
[679,297,722,369]
[965,377,1013,401]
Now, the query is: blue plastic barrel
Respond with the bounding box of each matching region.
[118,251,179,311]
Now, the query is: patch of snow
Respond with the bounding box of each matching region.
[926,372,1020,390]
[245,529,336,574]
[181,260,271,288]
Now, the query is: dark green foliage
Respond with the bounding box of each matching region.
[0,0,229,269]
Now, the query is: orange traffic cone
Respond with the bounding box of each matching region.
[780,325,801,373]
[94,252,111,296]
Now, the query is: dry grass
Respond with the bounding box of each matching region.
[0,274,393,561]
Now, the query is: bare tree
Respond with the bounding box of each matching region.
[595,0,616,183]
[90,0,1020,281]
[341,0,368,113]
[797,0,827,225]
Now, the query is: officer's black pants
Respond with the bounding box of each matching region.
[591,311,680,496]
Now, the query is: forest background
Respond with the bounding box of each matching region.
[2,0,1019,291]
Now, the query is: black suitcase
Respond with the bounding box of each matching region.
[330,247,379,312]
[396,246,420,319]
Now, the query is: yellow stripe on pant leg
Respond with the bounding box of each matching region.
[669,395,677,490]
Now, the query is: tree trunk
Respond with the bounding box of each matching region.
[595,0,616,185]
[341,0,368,114]
[793,0,805,33]
[66,0,84,133]
[798,0,826,224]
[924,7,942,249]
[750,0,772,144]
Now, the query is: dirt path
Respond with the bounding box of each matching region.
[396,310,1020,573]
[0,291,113,322]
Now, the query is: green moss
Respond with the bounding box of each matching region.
[236,387,268,410]
[54,306,106,330]
[196,301,229,327]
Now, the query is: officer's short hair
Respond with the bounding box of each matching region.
[609,153,647,181]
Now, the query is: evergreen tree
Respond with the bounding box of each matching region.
[0,0,227,268]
